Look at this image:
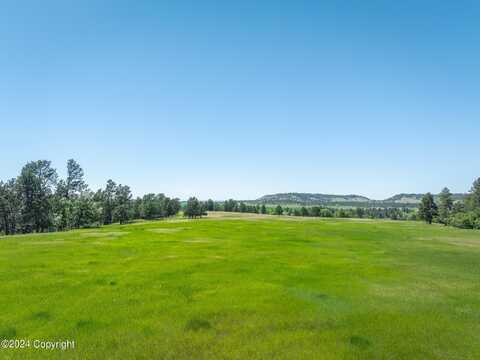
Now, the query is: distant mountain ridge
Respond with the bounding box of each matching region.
[255,192,467,208]
[383,193,467,204]
[258,193,370,204]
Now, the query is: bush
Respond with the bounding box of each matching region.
[448,212,478,229]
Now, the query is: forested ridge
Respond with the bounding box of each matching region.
[256,192,467,208]
[201,180,480,229]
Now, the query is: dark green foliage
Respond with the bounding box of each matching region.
[239,202,247,213]
[18,160,58,233]
[300,206,309,217]
[184,197,203,218]
[321,208,334,217]
[438,187,453,225]
[72,193,102,228]
[52,160,103,230]
[142,193,161,219]
[133,197,143,219]
[1,159,479,234]
[466,178,480,212]
[166,198,181,217]
[101,179,117,225]
[448,212,479,229]
[0,179,22,235]
[0,160,180,236]
[418,193,438,224]
[114,185,132,224]
[65,159,88,199]
[274,205,283,215]
[441,178,480,229]
[355,207,365,218]
[206,199,215,211]
[220,201,416,221]
[310,206,321,217]
[223,199,238,212]
[139,193,180,220]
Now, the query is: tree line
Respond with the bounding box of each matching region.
[2,160,479,235]
[418,178,480,229]
[0,160,180,236]
[208,198,415,220]
[206,177,480,230]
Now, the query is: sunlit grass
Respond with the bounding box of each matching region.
[1,212,479,359]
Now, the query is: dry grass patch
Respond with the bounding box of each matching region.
[24,239,70,245]
[184,238,211,243]
[418,236,480,248]
[149,227,190,234]
[79,231,128,238]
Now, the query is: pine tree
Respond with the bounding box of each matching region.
[206,199,215,211]
[419,193,438,224]
[466,178,480,212]
[438,187,453,225]
[274,205,283,215]
[65,159,87,199]
[18,160,58,232]
[184,197,201,218]
[114,185,133,224]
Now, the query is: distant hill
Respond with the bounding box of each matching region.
[384,193,467,205]
[257,193,370,204]
[254,193,374,208]
[383,194,425,204]
[254,192,467,208]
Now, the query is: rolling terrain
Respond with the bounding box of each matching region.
[254,192,467,208]
[1,213,479,359]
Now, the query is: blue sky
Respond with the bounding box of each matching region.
[1,0,479,200]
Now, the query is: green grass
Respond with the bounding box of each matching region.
[1,212,479,359]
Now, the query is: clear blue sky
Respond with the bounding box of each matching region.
[1,1,479,200]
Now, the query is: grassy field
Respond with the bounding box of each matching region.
[1,212,479,359]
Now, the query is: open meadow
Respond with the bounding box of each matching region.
[1,212,479,359]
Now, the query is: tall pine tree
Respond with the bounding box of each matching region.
[419,193,438,224]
